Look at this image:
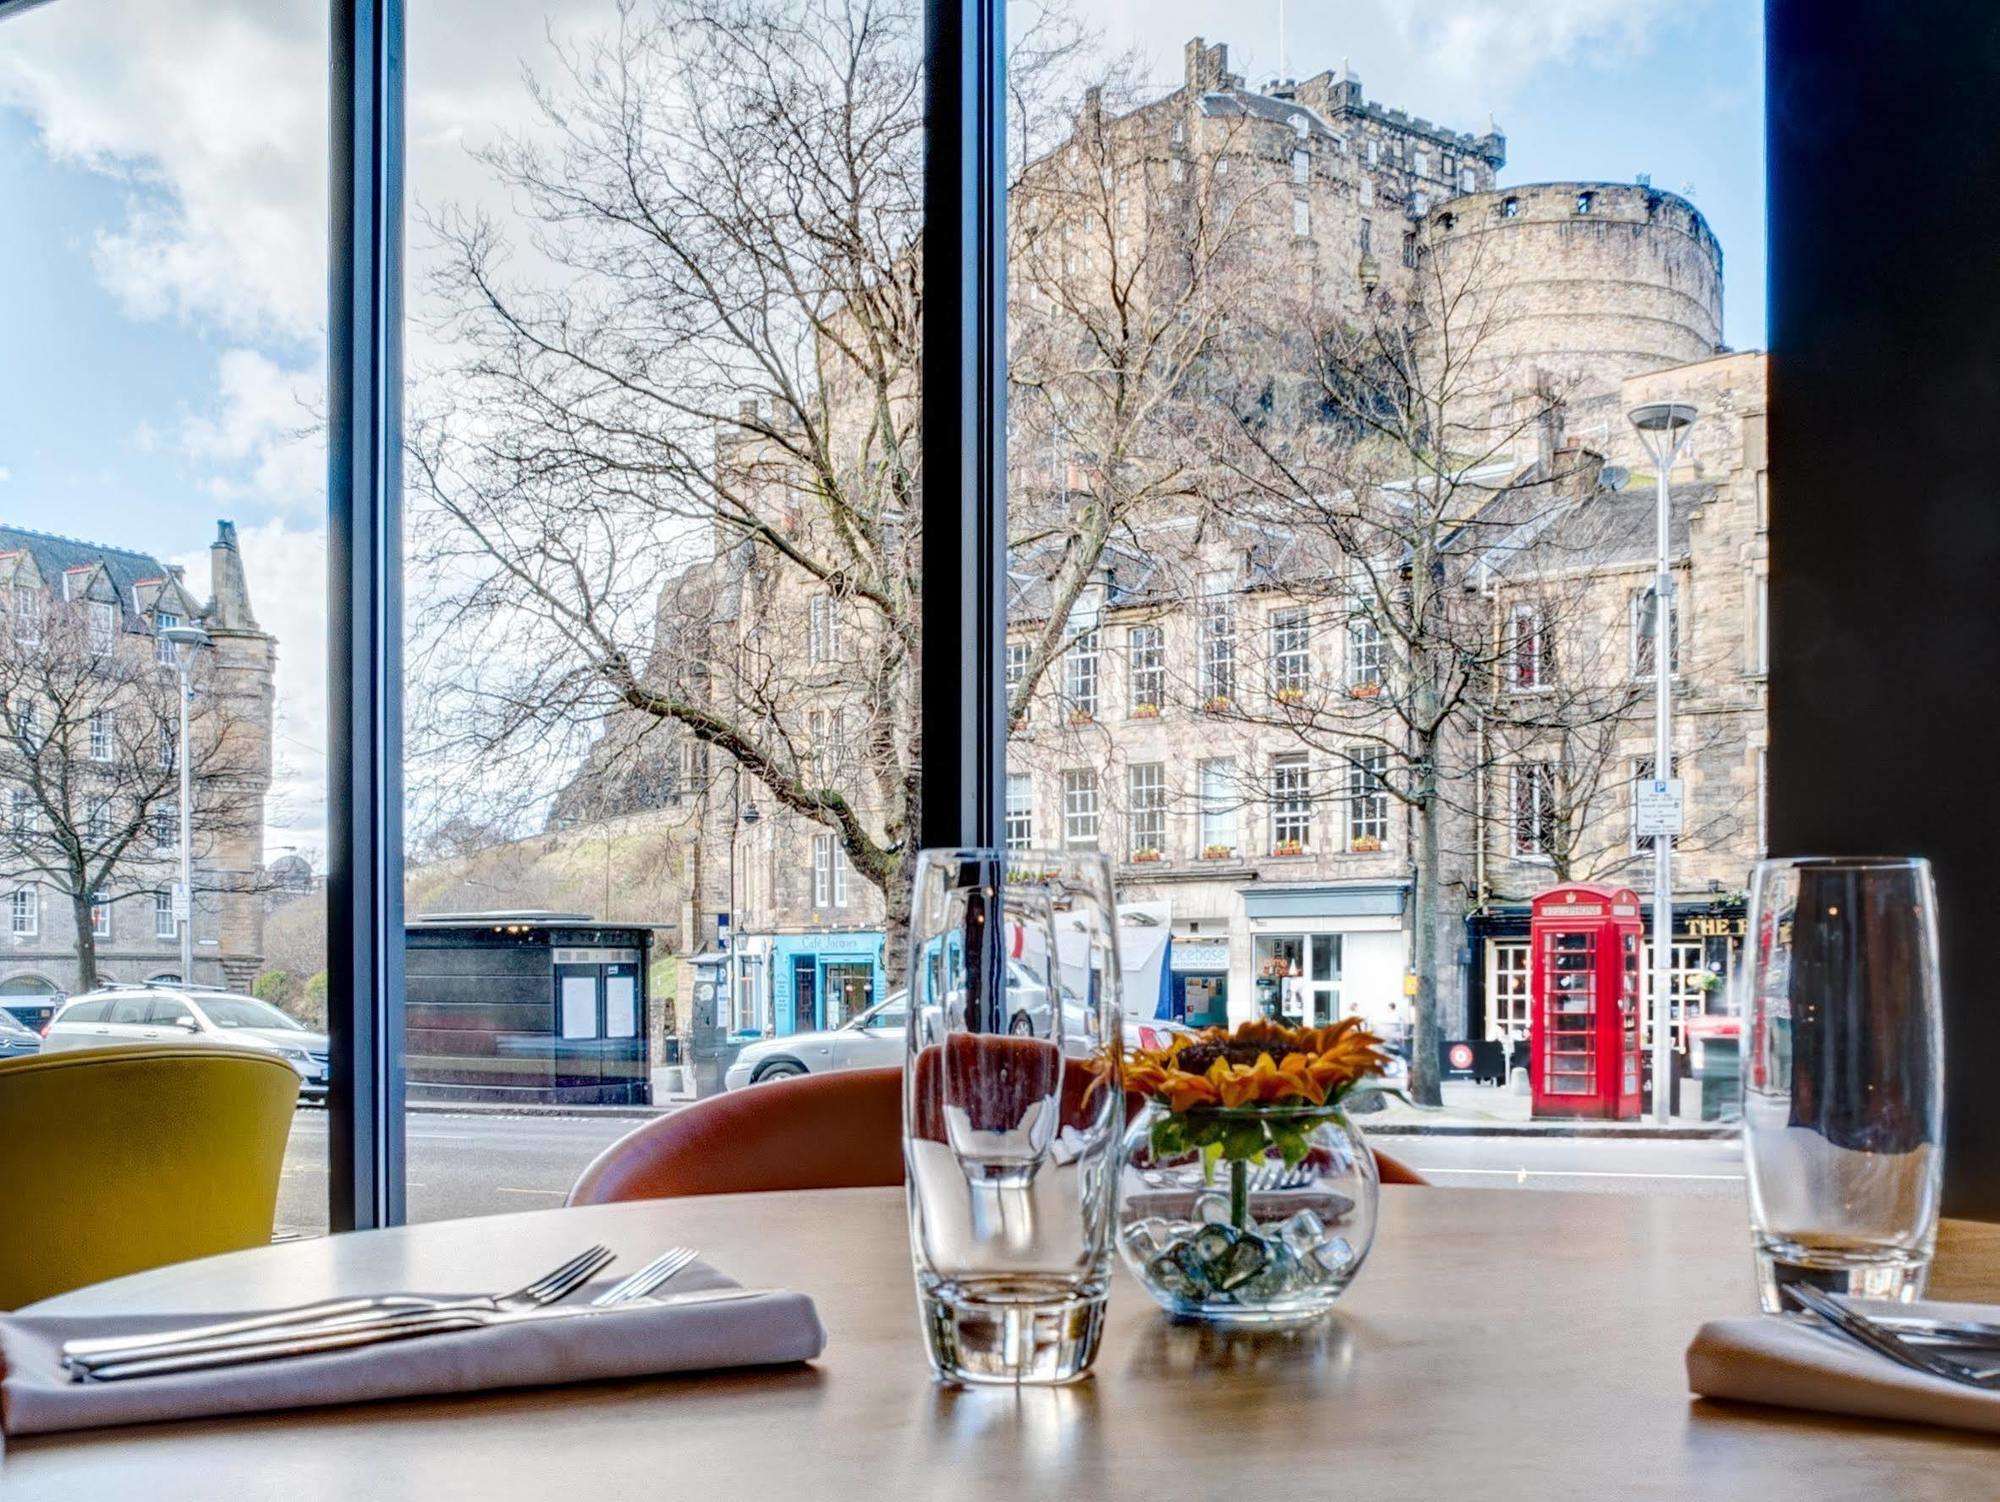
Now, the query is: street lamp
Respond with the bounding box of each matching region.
[1626,400,1696,1124]
[161,624,210,987]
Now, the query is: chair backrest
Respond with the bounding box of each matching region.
[0,1044,301,1309]
[568,1065,1425,1204]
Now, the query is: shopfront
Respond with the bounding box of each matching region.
[1240,882,1410,1034]
[766,929,886,1035]
[1468,896,1746,1050]
[1166,939,1230,1027]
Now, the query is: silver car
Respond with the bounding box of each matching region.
[0,1006,40,1062]
[42,987,329,1102]
[723,980,1188,1089]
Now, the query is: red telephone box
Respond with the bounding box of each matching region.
[1530,884,1644,1120]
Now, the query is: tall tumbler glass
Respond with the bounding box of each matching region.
[1742,857,1944,1311]
[904,848,1124,1384]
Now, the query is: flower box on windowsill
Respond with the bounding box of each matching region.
[1351,835,1384,853]
[1348,683,1382,700]
[1130,848,1164,864]
[1202,696,1233,714]
[1067,711,1095,726]
[1200,844,1237,861]
[1273,687,1306,707]
[1131,703,1161,720]
[1271,839,1306,858]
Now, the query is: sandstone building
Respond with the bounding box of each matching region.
[0,521,274,1008]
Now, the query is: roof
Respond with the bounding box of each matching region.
[1199,89,1336,140]
[1461,474,1710,582]
[0,524,184,622]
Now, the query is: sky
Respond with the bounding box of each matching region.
[0,0,1765,858]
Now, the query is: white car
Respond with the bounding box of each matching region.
[41,986,329,1102]
[723,981,1189,1089]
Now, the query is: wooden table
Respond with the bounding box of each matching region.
[4,1187,1996,1496]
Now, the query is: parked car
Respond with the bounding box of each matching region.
[724,973,1190,1089]
[0,1006,41,1061]
[41,986,329,1102]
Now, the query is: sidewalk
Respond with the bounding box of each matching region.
[1358,1078,1739,1139]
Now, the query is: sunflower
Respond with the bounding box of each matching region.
[1121,1017,1390,1113]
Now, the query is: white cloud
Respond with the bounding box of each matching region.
[0,466,11,484]
[179,349,324,512]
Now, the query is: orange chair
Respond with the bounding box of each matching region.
[568,1065,1425,1205]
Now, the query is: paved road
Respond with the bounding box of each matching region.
[277,1110,1747,1234]
[1387,1133,1746,1198]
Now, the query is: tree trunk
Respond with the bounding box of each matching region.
[70,890,98,994]
[1407,770,1445,1107]
[879,841,917,991]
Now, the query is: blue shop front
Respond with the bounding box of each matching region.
[767,929,887,1036]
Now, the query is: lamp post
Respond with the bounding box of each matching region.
[161,625,210,986]
[1626,401,1697,1124]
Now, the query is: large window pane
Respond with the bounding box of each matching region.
[1004,7,1765,1185]
[1,0,328,1234]
[401,0,927,1217]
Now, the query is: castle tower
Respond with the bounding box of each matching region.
[202,519,275,990]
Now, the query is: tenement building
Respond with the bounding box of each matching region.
[561,36,1765,1066]
[0,521,274,1008]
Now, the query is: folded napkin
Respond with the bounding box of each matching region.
[1687,1300,2000,1434]
[0,1261,824,1437]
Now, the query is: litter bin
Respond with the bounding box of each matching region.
[1686,1016,1743,1123]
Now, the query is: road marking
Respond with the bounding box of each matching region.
[492,1186,566,1196]
[1413,1167,1744,1181]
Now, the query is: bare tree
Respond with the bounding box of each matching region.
[0,606,262,991]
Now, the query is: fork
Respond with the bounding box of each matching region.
[81,1250,714,1384]
[63,1245,614,1373]
[1785,1284,2000,1389]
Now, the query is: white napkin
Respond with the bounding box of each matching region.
[1687,1299,2000,1434]
[0,1261,824,1437]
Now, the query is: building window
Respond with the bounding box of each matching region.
[807,594,841,664]
[1198,583,1235,704]
[1061,768,1099,848]
[1062,630,1099,719]
[1409,190,1427,217]
[1292,198,1310,238]
[1402,231,1418,268]
[1412,148,1429,177]
[1349,616,1384,691]
[811,834,849,909]
[1756,748,1768,856]
[155,611,180,665]
[1128,624,1164,715]
[89,600,116,654]
[1512,763,1558,858]
[1508,602,1549,690]
[15,701,37,752]
[1754,573,1770,674]
[1632,755,1682,853]
[8,787,32,834]
[91,899,111,939]
[1271,754,1310,852]
[1461,166,1478,193]
[154,890,176,940]
[158,718,176,770]
[1358,177,1374,209]
[1127,762,1166,856]
[88,710,114,762]
[1198,758,1236,853]
[1359,219,1372,254]
[1487,940,1531,1042]
[11,590,38,645]
[11,886,37,938]
[1348,747,1389,848]
[1169,156,1185,183]
[1270,607,1311,697]
[1004,772,1034,851]
[1575,190,1595,214]
[1366,138,1379,166]
[1005,639,1030,721]
[83,795,111,843]
[152,806,178,852]
[1291,149,1309,185]
[1630,583,1680,679]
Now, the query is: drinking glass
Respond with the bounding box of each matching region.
[903,848,1124,1384]
[1741,857,1944,1311]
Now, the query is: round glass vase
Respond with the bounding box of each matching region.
[1116,1100,1379,1324]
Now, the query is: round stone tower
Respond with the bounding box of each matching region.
[1420,182,1723,438]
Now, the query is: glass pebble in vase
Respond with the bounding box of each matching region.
[1118,1099,1379,1324]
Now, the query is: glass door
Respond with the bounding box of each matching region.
[1307,935,1342,1025]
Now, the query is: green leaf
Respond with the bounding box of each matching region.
[1149,1115,1188,1160]
[1269,1120,1311,1167]
[1221,1120,1267,1162]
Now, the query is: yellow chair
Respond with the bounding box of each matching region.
[0,1043,300,1309]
